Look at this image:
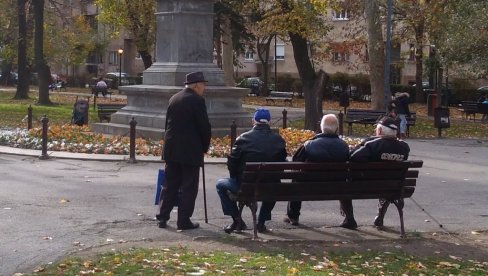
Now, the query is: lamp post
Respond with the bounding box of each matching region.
[117,48,124,87]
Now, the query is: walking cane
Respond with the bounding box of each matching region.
[201,162,208,223]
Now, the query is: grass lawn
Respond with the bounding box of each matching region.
[28,247,487,275]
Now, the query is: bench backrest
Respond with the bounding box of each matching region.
[239,161,422,202]
[461,101,479,111]
[269,91,293,98]
[345,109,385,123]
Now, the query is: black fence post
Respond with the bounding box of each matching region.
[338,111,344,136]
[27,105,33,130]
[39,115,49,160]
[282,109,287,129]
[230,120,237,150]
[128,117,137,163]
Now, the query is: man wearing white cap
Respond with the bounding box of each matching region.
[216,108,287,234]
[340,116,410,229]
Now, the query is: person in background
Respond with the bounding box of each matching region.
[216,108,287,234]
[157,71,211,230]
[95,77,108,97]
[394,92,411,139]
[284,114,349,226]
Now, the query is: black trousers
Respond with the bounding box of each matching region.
[158,162,200,223]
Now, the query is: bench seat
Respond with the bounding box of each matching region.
[230,160,423,239]
[345,109,416,136]
[265,92,293,106]
[97,104,126,122]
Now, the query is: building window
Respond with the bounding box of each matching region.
[332,52,349,62]
[364,44,369,62]
[408,43,415,60]
[275,44,285,60]
[333,9,349,21]
[108,51,120,65]
[244,51,254,60]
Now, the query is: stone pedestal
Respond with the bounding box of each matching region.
[92,0,252,139]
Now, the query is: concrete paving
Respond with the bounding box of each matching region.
[1,137,488,274]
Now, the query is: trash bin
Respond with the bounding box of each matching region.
[72,100,89,126]
[434,107,450,128]
[427,93,437,116]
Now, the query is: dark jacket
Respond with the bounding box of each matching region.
[163,88,211,166]
[350,136,410,162]
[395,93,411,116]
[292,133,349,162]
[227,123,287,182]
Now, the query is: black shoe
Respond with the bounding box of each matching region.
[283,216,299,226]
[224,219,247,234]
[340,218,358,230]
[177,222,200,230]
[158,220,167,228]
[373,216,384,227]
[256,222,267,233]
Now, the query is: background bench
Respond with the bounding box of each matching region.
[232,160,422,239]
[265,91,293,106]
[458,101,488,121]
[97,103,125,122]
[345,109,416,136]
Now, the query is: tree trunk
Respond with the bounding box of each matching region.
[289,32,323,131]
[414,22,425,103]
[14,0,29,99]
[364,0,385,110]
[139,50,153,69]
[221,16,235,86]
[34,0,52,105]
[256,36,273,97]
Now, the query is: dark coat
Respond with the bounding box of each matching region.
[227,123,287,182]
[350,136,410,162]
[292,133,349,162]
[163,88,211,166]
[395,93,411,116]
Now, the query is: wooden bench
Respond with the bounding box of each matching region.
[345,109,416,136]
[97,104,125,122]
[230,160,423,239]
[459,101,485,121]
[265,91,293,106]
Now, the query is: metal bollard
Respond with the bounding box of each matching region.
[128,117,137,163]
[39,115,49,160]
[93,95,97,111]
[282,109,287,129]
[27,105,33,130]
[230,120,237,149]
[338,111,344,136]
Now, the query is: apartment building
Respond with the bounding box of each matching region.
[235,8,420,86]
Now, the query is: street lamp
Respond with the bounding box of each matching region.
[117,48,124,87]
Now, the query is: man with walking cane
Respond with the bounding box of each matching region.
[156,72,211,230]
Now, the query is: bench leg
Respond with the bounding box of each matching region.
[347,123,352,136]
[392,198,406,238]
[249,201,258,240]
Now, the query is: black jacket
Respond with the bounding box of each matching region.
[395,94,411,116]
[227,123,287,182]
[350,136,410,162]
[292,133,349,162]
[163,88,211,166]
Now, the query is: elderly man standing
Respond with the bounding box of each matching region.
[340,116,410,229]
[216,108,287,234]
[157,72,212,230]
[284,114,350,226]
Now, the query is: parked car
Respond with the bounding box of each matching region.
[0,72,18,85]
[236,77,272,96]
[104,72,130,89]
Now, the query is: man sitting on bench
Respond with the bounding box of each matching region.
[343,116,410,229]
[216,108,287,234]
[284,114,349,226]
[95,77,108,97]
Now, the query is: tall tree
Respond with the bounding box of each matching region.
[34,0,52,105]
[364,0,385,110]
[95,0,155,69]
[14,0,29,99]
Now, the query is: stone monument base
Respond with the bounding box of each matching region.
[91,85,253,140]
